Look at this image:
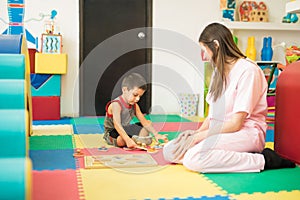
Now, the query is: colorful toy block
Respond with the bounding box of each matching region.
[32,96,60,120]
[35,53,67,74]
[30,74,61,96]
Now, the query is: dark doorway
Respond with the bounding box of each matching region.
[79,0,152,116]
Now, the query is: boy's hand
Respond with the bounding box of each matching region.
[154,133,168,143]
[125,138,137,149]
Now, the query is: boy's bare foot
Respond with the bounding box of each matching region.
[132,135,152,145]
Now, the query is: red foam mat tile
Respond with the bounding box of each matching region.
[32,169,82,200]
[153,122,202,132]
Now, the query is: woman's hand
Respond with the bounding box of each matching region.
[171,130,199,161]
[171,130,207,162]
[173,130,197,145]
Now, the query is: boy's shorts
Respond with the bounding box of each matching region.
[104,123,143,147]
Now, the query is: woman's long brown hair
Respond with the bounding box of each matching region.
[199,23,246,102]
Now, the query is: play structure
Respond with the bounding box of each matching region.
[275,60,300,165]
[0,34,32,200]
[30,11,67,120]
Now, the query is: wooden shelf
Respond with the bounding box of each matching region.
[286,0,300,14]
[223,21,300,31]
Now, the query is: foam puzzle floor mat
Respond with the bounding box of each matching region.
[29,115,300,200]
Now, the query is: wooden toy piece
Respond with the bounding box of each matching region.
[147,146,158,154]
[249,10,268,22]
[239,1,268,22]
[73,149,84,158]
[135,144,148,151]
[98,146,108,152]
[163,137,169,143]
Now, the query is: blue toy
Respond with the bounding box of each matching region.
[261,37,273,61]
[282,13,299,23]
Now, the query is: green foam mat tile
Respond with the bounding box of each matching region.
[29,135,75,150]
[204,167,300,194]
[71,117,105,125]
[132,114,191,123]
[268,123,274,127]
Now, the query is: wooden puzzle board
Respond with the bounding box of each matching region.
[84,154,158,169]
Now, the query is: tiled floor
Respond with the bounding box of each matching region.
[29,115,300,200]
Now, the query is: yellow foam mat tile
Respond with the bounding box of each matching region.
[74,134,109,149]
[264,142,274,150]
[231,190,300,200]
[79,165,227,200]
[32,124,73,136]
[184,116,205,122]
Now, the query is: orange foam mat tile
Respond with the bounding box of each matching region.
[79,165,227,200]
[74,134,110,149]
[231,190,300,200]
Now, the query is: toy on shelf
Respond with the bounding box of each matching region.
[239,1,268,22]
[220,0,236,21]
[245,36,256,61]
[282,13,299,23]
[285,46,300,64]
[261,37,273,61]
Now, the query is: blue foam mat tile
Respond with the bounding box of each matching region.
[29,149,76,170]
[153,196,229,200]
[266,129,274,142]
[33,117,71,125]
[73,124,104,134]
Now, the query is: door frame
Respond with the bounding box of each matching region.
[79,0,153,116]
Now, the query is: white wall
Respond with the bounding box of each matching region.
[152,0,220,116]
[0,0,297,117]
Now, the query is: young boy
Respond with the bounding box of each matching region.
[103,73,167,148]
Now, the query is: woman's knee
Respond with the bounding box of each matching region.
[162,141,178,162]
[182,149,209,172]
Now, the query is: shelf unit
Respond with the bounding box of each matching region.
[223,21,300,31]
[286,0,300,14]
